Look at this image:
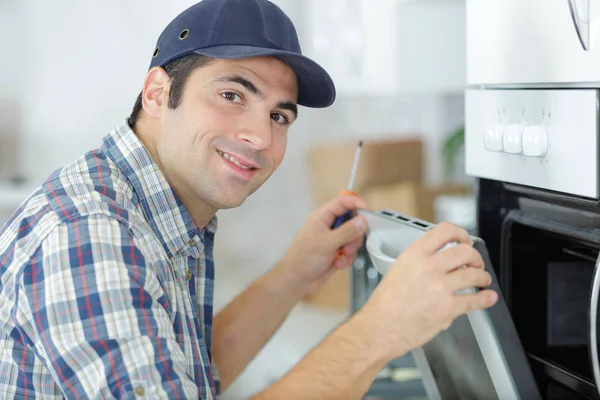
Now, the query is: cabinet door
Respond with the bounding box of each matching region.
[304,0,466,95]
[467,0,600,85]
[394,0,466,94]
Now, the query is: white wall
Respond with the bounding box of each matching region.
[0,3,27,182]
[13,1,204,182]
[0,3,25,100]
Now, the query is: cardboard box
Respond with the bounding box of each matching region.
[307,139,423,206]
[303,182,470,311]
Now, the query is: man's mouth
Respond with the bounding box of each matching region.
[216,150,257,170]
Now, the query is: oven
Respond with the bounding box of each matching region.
[467,0,600,398]
[476,180,600,399]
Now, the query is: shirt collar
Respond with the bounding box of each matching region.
[102,119,217,258]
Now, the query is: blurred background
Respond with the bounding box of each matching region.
[0,0,474,398]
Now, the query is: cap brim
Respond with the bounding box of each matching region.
[192,45,336,108]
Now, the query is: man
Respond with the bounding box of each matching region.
[0,0,497,398]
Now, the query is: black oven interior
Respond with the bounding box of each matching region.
[480,178,600,400]
[506,223,597,396]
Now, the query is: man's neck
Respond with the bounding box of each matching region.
[178,190,217,230]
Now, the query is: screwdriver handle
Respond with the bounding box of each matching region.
[331,209,354,259]
[331,210,353,229]
[330,190,358,230]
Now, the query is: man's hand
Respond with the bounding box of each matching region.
[252,221,499,400]
[213,194,369,389]
[276,194,370,297]
[357,222,498,360]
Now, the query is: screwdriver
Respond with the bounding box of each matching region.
[331,140,363,230]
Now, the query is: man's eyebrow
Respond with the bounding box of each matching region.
[213,75,264,98]
[277,101,298,120]
[213,74,298,120]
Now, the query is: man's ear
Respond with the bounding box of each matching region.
[141,67,170,119]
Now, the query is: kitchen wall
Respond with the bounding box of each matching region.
[2,1,200,183]
[0,1,469,397]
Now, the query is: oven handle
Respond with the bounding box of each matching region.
[569,0,591,51]
[590,255,600,394]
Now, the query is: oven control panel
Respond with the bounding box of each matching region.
[484,123,548,157]
[465,89,599,198]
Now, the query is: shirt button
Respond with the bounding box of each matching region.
[188,238,196,246]
[135,386,145,396]
[186,270,193,281]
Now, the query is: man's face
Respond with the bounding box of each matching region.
[153,56,298,212]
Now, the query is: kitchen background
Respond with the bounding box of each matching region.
[0,0,473,398]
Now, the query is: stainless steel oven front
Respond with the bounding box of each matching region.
[467,0,600,398]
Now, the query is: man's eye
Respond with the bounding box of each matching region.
[221,92,242,103]
[271,112,289,125]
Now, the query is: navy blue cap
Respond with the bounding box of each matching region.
[149,0,336,108]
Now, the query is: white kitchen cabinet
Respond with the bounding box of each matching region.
[394,0,466,93]
[303,0,466,96]
[467,0,600,85]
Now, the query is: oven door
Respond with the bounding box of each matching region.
[500,210,600,399]
[467,0,600,85]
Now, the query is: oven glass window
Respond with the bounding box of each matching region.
[508,224,597,382]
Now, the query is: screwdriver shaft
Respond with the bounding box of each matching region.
[347,140,363,192]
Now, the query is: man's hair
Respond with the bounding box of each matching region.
[128,54,213,127]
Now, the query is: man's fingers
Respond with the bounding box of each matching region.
[329,215,368,249]
[428,243,484,273]
[454,289,498,316]
[319,194,370,227]
[342,237,363,256]
[444,267,492,294]
[333,253,356,269]
[411,222,473,255]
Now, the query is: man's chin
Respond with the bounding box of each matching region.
[211,191,252,210]
[208,180,263,210]
[217,197,247,210]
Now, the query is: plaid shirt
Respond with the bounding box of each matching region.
[0,120,220,399]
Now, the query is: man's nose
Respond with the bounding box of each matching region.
[236,115,272,151]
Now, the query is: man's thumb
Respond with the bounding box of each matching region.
[329,216,368,247]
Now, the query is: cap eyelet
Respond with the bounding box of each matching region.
[179,29,190,40]
[153,46,160,58]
